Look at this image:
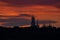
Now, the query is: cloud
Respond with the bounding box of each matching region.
[0,0,60,8]
[0,18,31,26]
[0,18,57,26]
[20,14,32,17]
[0,1,8,6]
[37,20,57,24]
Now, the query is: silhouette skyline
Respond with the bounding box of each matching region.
[0,15,57,28]
[0,0,60,40]
[0,16,60,40]
[0,16,58,29]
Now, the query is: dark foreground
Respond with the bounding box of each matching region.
[0,27,60,40]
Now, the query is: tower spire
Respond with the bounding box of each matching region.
[31,16,35,27]
[31,16,39,31]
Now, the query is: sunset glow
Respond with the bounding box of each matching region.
[0,0,60,27]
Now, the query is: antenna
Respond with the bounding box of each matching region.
[36,20,39,28]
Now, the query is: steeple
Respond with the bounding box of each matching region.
[31,16,35,27]
[31,16,39,29]
[31,16,39,31]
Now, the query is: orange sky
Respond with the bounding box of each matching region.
[0,1,60,27]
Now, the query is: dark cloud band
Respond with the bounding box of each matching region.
[0,0,60,8]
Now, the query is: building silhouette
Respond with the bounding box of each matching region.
[31,16,39,31]
[31,16,36,27]
[0,16,60,40]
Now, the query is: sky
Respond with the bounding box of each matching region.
[0,0,60,28]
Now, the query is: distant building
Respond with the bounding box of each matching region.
[31,16,35,27]
[31,16,39,31]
